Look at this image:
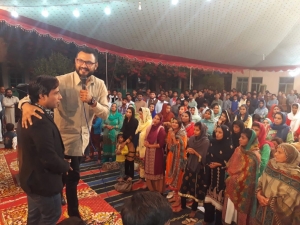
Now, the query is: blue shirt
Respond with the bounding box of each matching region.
[92,117,102,135]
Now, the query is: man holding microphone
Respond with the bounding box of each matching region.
[19,47,109,219]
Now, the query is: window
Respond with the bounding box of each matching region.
[9,73,24,88]
[251,77,263,92]
[236,77,248,92]
[279,77,294,94]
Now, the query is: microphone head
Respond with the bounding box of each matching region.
[80,76,87,90]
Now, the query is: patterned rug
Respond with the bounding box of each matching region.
[80,161,205,225]
[0,149,122,225]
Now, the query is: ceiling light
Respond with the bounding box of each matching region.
[41,8,49,17]
[104,6,111,15]
[73,8,80,18]
[172,0,179,5]
[11,9,18,18]
[139,2,142,10]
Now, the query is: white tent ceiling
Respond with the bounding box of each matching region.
[1,0,300,69]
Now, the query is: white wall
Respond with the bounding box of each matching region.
[231,69,300,94]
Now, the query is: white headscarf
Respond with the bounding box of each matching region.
[287,103,300,132]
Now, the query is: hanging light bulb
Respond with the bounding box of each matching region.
[41,8,49,17]
[172,0,179,5]
[104,6,111,15]
[73,8,80,18]
[138,2,142,10]
[11,8,19,18]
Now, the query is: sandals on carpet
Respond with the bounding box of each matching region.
[181,218,199,225]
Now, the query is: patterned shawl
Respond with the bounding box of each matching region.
[257,144,300,224]
[225,130,260,219]
[166,126,187,188]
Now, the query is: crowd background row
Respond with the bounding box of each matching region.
[85,87,300,225]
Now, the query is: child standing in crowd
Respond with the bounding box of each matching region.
[116,134,128,182]
[3,123,17,149]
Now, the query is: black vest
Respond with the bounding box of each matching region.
[3,131,17,149]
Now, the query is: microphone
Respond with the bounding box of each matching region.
[81,77,87,90]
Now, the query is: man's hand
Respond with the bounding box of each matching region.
[22,103,44,129]
[80,90,92,103]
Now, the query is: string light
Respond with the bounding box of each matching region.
[139,2,142,10]
[11,9,19,18]
[41,8,49,17]
[73,8,80,18]
[172,0,179,5]
[104,6,111,15]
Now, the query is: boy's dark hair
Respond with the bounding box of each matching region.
[6,123,14,132]
[76,47,98,62]
[271,137,283,145]
[117,133,124,139]
[121,191,172,225]
[28,75,59,104]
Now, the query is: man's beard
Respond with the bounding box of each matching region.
[76,67,94,78]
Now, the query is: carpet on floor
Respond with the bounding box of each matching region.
[80,161,205,225]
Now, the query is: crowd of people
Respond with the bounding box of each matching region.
[94,87,300,225]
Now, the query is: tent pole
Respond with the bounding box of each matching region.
[106,52,108,88]
[189,68,192,90]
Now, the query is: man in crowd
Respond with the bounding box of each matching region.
[267,94,279,109]
[19,75,71,225]
[155,94,168,113]
[19,48,109,219]
[135,92,147,112]
[114,92,123,108]
[118,98,128,116]
[188,93,197,108]
[222,94,232,111]
[287,90,297,112]
[3,88,19,126]
[171,98,181,117]
[238,94,247,107]
[147,91,158,107]
[211,93,223,107]
[109,90,118,103]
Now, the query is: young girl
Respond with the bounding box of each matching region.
[116,134,128,181]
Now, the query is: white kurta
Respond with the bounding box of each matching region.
[3,96,19,126]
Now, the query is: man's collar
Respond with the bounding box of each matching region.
[34,103,54,119]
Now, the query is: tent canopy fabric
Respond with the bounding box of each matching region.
[0,0,300,72]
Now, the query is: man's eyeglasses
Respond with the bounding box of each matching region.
[76,58,96,67]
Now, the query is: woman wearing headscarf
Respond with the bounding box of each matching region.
[176,122,209,218]
[246,99,255,115]
[286,103,300,138]
[266,112,294,143]
[201,109,216,138]
[223,128,261,225]
[134,107,153,187]
[252,122,273,177]
[211,103,222,123]
[165,118,188,207]
[144,114,166,194]
[102,103,123,162]
[159,104,175,132]
[235,104,253,128]
[231,120,245,149]
[255,143,300,225]
[254,100,269,119]
[216,110,231,129]
[120,107,139,180]
[267,104,281,122]
[190,106,201,123]
[149,103,156,119]
[204,125,234,225]
[181,111,195,138]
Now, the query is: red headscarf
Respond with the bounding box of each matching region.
[159,104,175,123]
[255,122,274,149]
[267,104,278,122]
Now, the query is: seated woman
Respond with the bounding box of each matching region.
[266,112,294,143]
[286,103,300,139]
[201,109,215,138]
[231,120,245,149]
[235,104,253,128]
[204,125,234,225]
[254,100,268,119]
[222,128,261,225]
[216,109,231,128]
[211,103,222,122]
[267,104,282,122]
[190,107,201,123]
[252,113,262,123]
[246,99,255,115]
[181,111,195,138]
[176,122,209,219]
[252,122,273,177]
[255,143,300,225]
